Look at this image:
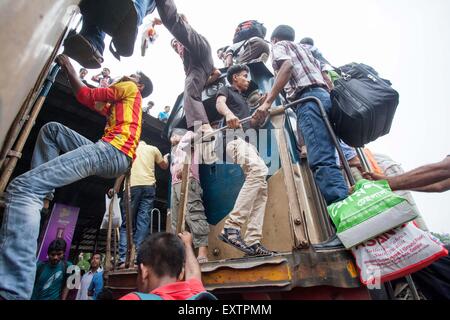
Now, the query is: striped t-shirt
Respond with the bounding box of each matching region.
[76,81,142,160]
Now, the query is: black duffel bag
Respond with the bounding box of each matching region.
[330,63,399,147]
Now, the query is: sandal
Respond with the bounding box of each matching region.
[218,228,254,255]
[63,33,104,69]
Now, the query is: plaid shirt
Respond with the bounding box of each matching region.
[271,41,328,100]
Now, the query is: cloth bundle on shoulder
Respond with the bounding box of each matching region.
[330,63,399,147]
[352,223,448,285]
[327,179,418,248]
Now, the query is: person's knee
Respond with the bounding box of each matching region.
[41,121,62,134]
[248,165,268,181]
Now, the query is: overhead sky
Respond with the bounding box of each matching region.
[76,0,450,233]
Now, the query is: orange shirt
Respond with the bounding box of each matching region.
[119,279,206,300]
[76,81,142,160]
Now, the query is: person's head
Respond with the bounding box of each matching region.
[300,37,314,46]
[90,252,102,270]
[129,71,153,98]
[102,68,111,77]
[227,64,250,92]
[170,128,188,146]
[147,101,155,110]
[270,25,296,44]
[47,239,67,266]
[136,233,185,293]
[79,68,88,79]
[164,106,171,113]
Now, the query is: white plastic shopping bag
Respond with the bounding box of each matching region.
[100,194,122,229]
[352,223,448,286]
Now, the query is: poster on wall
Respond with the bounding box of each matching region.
[37,203,80,261]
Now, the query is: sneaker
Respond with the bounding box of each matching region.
[218,228,254,255]
[248,243,275,257]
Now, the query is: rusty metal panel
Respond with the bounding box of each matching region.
[203,259,292,291]
[0,0,79,149]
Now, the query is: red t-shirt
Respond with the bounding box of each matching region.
[119,279,206,300]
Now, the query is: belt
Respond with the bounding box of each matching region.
[295,84,328,99]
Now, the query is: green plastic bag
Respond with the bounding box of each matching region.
[327,179,418,248]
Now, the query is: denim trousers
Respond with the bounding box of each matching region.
[0,122,130,300]
[295,87,349,205]
[118,185,155,263]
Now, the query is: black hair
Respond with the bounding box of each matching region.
[47,239,67,254]
[227,64,250,84]
[79,68,87,73]
[300,37,314,46]
[97,288,114,300]
[147,101,155,106]
[271,25,296,42]
[90,252,102,263]
[137,71,153,98]
[137,233,185,278]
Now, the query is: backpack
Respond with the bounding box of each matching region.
[233,20,267,44]
[133,291,218,300]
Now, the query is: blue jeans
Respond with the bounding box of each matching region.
[0,122,130,300]
[118,185,155,263]
[81,0,156,54]
[295,87,349,205]
[338,141,357,163]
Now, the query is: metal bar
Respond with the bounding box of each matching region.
[176,162,190,234]
[406,275,421,300]
[124,172,136,267]
[151,208,162,233]
[105,176,125,271]
[356,147,371,172]
[0,64,61,193]
[113,228,118,271]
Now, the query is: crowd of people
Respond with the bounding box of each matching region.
[0,0,448,301]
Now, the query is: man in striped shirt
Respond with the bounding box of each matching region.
[0,54,152,300]
[256,25,348,207]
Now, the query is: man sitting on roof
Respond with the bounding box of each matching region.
[120,232,216,300]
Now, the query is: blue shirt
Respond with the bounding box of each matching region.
[31,260,72,300]
[88,271,104,300]
[158,111,169,122]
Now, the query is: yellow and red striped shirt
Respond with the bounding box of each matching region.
[76,81,142,160]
